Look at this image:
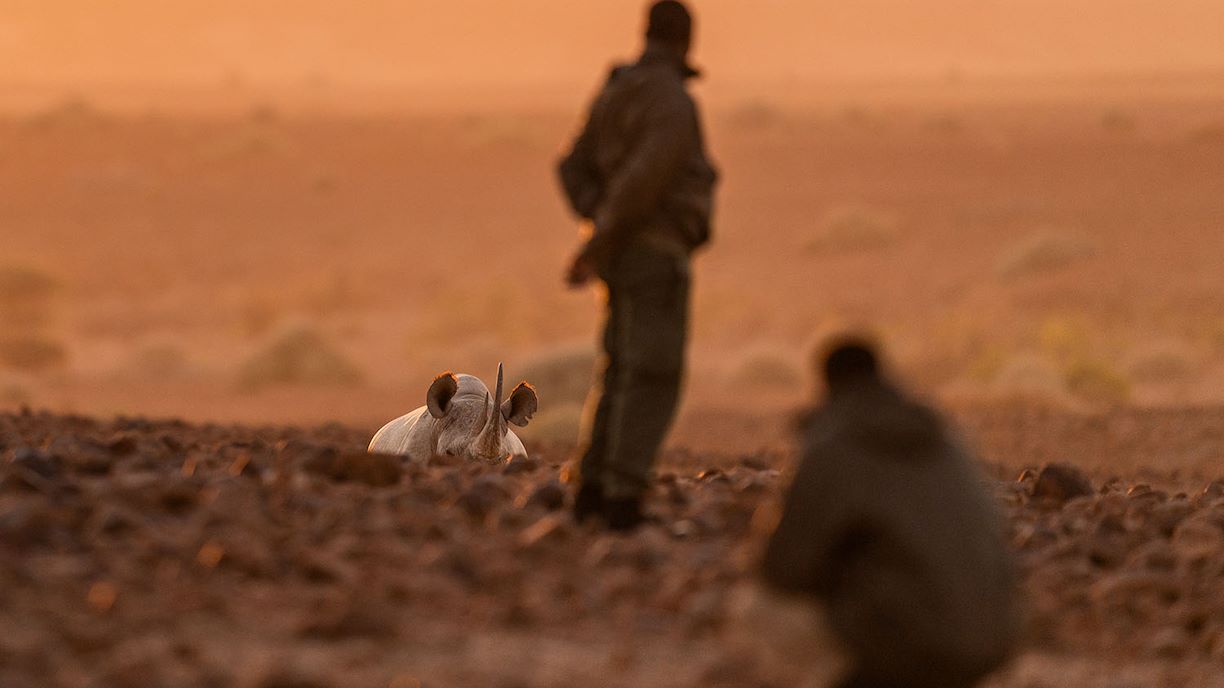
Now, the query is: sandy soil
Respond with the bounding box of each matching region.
[1,85,1223,431]
[2,407,1224,687]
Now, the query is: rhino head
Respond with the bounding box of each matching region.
[427,363,538,463]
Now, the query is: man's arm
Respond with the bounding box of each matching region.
[557,117,602,220]
[761,436,853,595]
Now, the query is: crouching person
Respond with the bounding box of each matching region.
[761,339,1019,688]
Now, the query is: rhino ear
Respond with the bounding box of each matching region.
[501,382,538,427]
[426,372,459,419]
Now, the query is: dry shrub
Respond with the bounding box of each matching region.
[726,99,784,131]
[926,112,964,134]
[805,206,899,254]
[0,375,32,407]
[124,343,192,380]
[0,264,60,328]
[519,343,596,407]
[1126,341,1198,383]
[996,231,1095,280]
[202,114,291,161]
[990,354,1070,403]
[25,95,98,129]
[1064,359,1131,406]
[0,335,68,372]
[237,295,281,339]
[1038,317,1093,364]
[729,345,803,390]
[1100,108,1136,133]
[518,401,585,446]
[458,114,543,150]
[237,323,364,390]
[1187,123,1224,146]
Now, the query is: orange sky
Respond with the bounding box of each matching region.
[3,0,1223,91]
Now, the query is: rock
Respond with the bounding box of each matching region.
[460,475,508,518]
[9,447,60,480]
[106,433,140,457]
[1197,479,1224,507]
[1147,626,1190,658]
[1032,463,1093,503]
[517,514,571,549]
[523,479,566,511]
[330,452,402,487]
[502,455,540,475]
[1171,514,1224,563]
[247,665,334,688]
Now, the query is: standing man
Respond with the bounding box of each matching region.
[557,0,718,531]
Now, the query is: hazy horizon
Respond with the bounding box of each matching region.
[5,1,1223,93]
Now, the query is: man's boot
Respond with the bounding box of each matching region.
[603,496,645,531]
[573,483,605,523]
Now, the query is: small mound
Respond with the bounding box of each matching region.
[804,205,899,254]
[996,231,1095,280]
[0,264,60,328]
[237,324,364,390]
[519,343,596,407]
[0,335,68,372]
[517,401,585,446]
[728,346,803,390]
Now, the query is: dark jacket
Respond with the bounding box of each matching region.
[558,42,718,263]
[762,381,1019,673]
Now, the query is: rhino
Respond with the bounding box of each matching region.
[368,364,538,463]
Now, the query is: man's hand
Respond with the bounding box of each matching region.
[565,249,596,289]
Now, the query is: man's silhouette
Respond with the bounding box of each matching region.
[762,340,1019,688]
[557,0,718,531]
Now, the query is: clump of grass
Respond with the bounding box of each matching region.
[519,343,596,407]
[1100,108,1136,133]
[25,95,98,129]
[729,345,803,390]
[1127,341,1198,383]
[990,354,1070,403]
[1064,359,1130,406]
[237,323,363,390]
[727,99,785,131]
[996,231,1095,280]
[126,343,192,380]
[1187,123,1224,145]
[0,381,31,407]
[518,401,585,446]
[1038,317,1093,364]
[0,264,60,328]
[0,336,68,372]
[926,112,964,134]
[805,206,899,254]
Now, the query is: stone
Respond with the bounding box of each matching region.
[1032,463,1093,503]
[523,479,566,511]
[502,455,540,475]
[9,447,60,480]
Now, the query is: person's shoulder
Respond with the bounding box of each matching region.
[606,62,633,84]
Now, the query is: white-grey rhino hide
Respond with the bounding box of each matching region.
[368,363,538,463]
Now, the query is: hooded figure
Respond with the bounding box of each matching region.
[761,340,1019,688]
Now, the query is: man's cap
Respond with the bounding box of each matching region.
[646,0,693,44]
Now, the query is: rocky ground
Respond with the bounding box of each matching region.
[2,408,1224,688]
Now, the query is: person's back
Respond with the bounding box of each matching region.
[558,3,717,266]
[762,341,1018,688]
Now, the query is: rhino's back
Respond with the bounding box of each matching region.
[368,406,433,459]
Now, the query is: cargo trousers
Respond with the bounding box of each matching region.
[579,242,690,499]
